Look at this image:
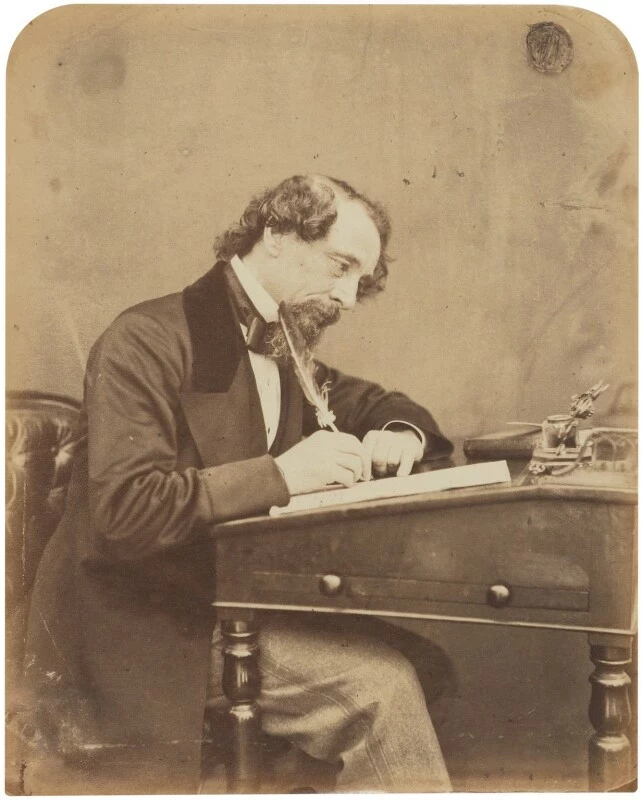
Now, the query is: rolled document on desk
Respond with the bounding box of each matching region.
[270,460,511,516]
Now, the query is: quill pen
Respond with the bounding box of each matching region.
[278,301,339,432]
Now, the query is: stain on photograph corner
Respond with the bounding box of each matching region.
[526,22,574,74]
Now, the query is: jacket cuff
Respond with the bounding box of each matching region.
[198,454,290,522]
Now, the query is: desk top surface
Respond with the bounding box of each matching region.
[211,448,637,539]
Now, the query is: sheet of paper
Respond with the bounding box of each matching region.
[270,460,511,516]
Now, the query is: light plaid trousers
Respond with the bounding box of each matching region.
[208,612,452,792]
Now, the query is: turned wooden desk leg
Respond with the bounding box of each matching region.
[221,617,262,793]
[587,635,633,791]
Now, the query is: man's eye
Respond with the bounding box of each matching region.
[332,260,350,274]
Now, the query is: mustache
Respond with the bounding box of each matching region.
[294,299,341,330]
[263,299,341,362]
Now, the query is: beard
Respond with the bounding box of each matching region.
[262,299,341,363]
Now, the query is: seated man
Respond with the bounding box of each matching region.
[24,174,454,793]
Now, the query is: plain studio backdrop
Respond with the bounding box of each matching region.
[6,4,637,791]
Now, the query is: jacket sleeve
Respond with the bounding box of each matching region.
[305,361,453,460]
[85,311,288,562]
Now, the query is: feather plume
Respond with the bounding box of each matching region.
[278,302,339,432]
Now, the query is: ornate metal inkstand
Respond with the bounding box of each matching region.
[526,381,637,487]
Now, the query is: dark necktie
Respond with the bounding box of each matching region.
[224,264,268,354]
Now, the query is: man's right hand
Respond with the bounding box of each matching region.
[275,430,372,496]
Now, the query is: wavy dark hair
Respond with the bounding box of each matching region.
[214,175,391,300]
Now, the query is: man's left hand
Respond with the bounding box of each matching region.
[362,429,424,478]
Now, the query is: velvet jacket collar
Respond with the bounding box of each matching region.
[182,261,246,394]
[180,262,303,467]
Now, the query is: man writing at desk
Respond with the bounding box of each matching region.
[25,175,453,793]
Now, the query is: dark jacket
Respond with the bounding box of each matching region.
[24,262,452,792]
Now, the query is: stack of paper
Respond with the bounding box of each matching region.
[270,460,511,516]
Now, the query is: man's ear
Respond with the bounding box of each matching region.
[263,226,284,257]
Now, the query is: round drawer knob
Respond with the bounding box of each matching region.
[487,583,512,608]
[319,574,343,597]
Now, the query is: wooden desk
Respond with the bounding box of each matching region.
[211,467,636,792]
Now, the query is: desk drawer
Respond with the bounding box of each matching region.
[214,495,635,630]
[250,571,589,612]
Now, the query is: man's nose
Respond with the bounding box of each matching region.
[329,275,359,310]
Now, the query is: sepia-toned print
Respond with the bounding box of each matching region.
[6,5,637,794]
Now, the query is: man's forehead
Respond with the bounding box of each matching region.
[325,197,381,269]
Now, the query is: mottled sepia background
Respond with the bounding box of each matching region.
[7,4,637,791]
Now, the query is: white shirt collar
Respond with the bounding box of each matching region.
[230,255,279,323]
